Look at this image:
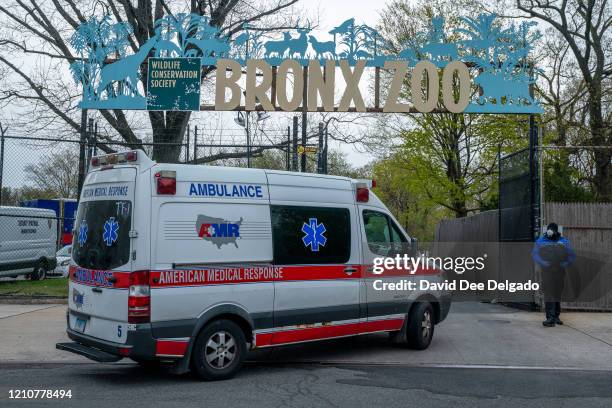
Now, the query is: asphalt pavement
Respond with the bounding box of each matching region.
[0,302,611,407]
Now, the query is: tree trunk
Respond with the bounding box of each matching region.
[150,110,192,163]
[587,86,612,201]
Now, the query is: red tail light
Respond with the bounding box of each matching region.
[356,187,369,202]
[155,171,176,195]
[128,270,150,323]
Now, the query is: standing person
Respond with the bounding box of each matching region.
[532,223,576,327]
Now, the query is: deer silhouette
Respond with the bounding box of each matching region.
[97,36,159,97]
[263,33,292,58]
[186,37,231,59]
[308,36,336,59]
[287,23,311,59]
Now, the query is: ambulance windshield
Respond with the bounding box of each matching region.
[72,200,132,270]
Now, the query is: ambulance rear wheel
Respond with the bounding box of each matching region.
[30,262,47,281]
[192,319,246,381]
[406,302,434,350]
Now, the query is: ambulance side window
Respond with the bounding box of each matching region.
[363,210,406,256]
[271,205,351,265]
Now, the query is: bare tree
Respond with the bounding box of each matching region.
[24,149,79,198]
[517,0,612,200]
[0,0,300,163]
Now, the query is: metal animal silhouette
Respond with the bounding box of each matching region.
[398,47,418,63]
[186,37,230,59]
[354,49,372,59]
[308,35,336,59]
[263,33,291,58]
[97,36,159,97]
[287,22,311,59]
[474,71,532,105]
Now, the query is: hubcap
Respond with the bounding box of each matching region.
[421,310,432,340]
[204,331,236,369]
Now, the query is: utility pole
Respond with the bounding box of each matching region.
[317,122,324,174]
[286,125,291,171]
[301,67,307,173]
[77,109,88,198]
[292,116,298,171]
[246,111,251,168]
[0,122,6,205]
[323,125,329,174]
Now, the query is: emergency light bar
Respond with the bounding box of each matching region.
[90,151,138,167]
[354,179,376,203]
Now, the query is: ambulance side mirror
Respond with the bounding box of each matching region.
[410,237,419,257]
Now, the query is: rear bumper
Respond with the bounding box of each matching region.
[56,342,122,363]
[61,323,157,362]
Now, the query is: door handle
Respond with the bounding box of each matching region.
[344,267,358,275]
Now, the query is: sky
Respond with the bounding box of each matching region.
[1,0,394,189]
[309,0,390,167]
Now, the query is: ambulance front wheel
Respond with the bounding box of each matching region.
[406,302,434,350]
[192,319,246,381]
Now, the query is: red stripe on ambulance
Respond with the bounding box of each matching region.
[255,318,405,347]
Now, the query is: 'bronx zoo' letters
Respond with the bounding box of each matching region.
[215,58,471,113]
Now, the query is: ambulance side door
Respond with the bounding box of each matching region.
[359,206,412,320]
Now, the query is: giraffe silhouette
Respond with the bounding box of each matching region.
[97,36,159,98]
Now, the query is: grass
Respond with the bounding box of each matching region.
[0,277,68,297]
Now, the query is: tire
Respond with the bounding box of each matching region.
[30,262,47,281]
[406,302,434,350]
[191,319,246,381]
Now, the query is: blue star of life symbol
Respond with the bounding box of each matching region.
[78,222,88,247]
[302,218,327,252]
[102,217,119,247]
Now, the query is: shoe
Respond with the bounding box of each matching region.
[542,319,555,327]
[554,318,563,325]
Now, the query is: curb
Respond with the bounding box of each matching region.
[0,296,67,305]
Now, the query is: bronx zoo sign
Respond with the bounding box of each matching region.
[71,13,542,114]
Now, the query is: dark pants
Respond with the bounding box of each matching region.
[542,267,566,319]
[545,301,561,319]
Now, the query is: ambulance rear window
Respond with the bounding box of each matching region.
[271,205,350,265]
[72,200,132,270]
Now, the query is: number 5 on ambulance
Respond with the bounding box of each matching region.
[57,150,451,381]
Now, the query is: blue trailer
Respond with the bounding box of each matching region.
[20,199,77,246]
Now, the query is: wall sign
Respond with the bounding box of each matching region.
[147,58,201,111]
[71,13,542,114]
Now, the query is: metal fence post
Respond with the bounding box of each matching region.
[185,124,190,163]
[0,122,6,205]
[193,125,198,163]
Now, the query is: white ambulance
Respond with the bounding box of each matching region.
[57,150,450,381]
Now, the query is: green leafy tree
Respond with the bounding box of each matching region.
[376,1,528,218]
